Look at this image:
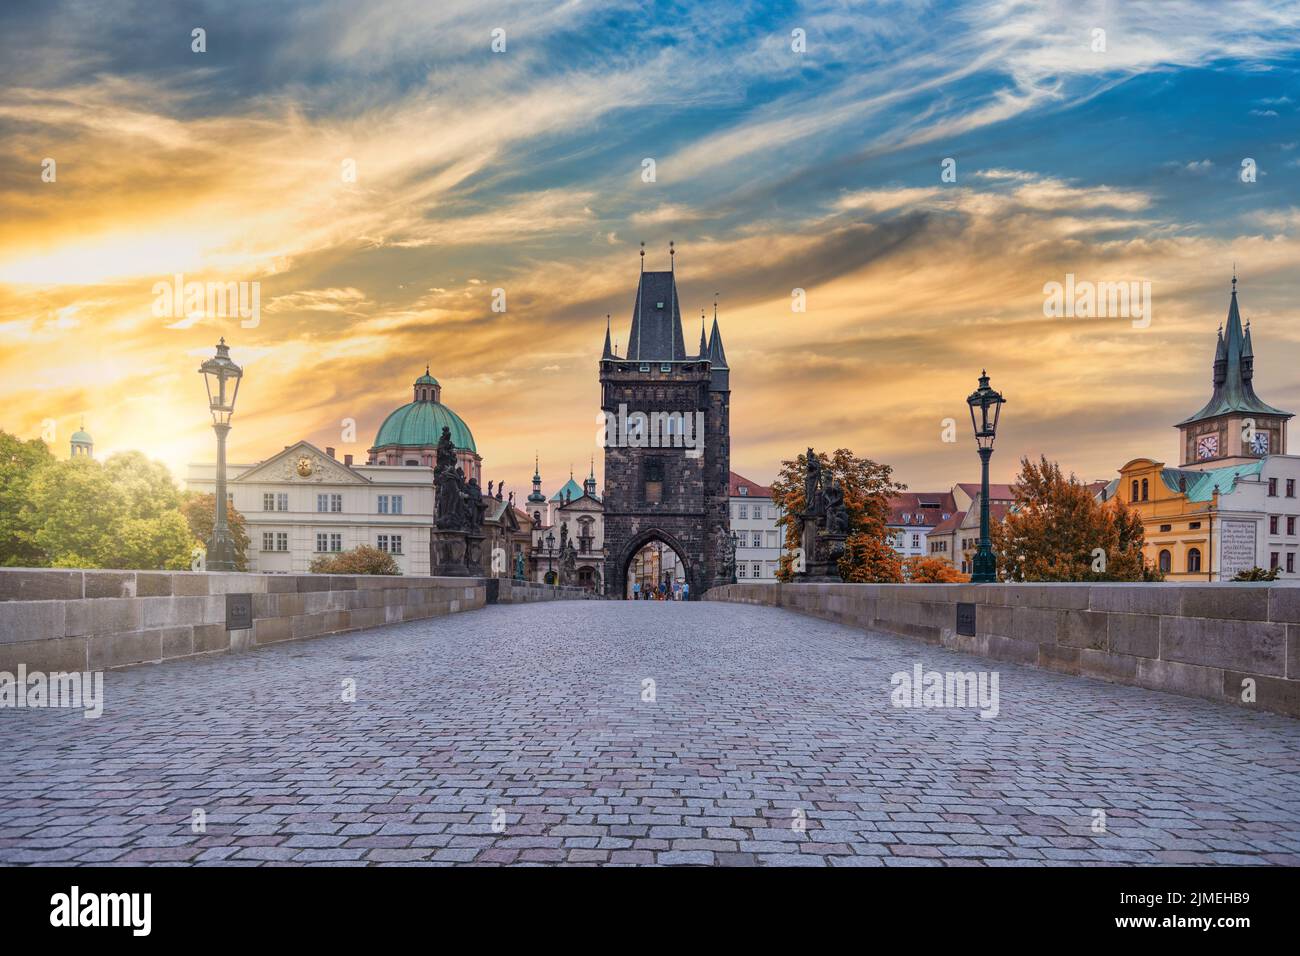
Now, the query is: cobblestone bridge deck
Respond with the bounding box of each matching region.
[2,601,1297,866]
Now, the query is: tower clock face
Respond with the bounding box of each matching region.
[1251,431,1270,455]
[1196,435,1219,460]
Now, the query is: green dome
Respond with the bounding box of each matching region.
[71,429,93,444]
[373,401,476,453]
[415,371,439,386]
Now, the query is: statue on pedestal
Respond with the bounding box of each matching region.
[794,448,848,582]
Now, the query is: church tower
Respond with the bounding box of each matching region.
[1176,275,1292,470]
[599,244,731,597]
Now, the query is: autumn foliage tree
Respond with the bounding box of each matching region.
[180,492,250,571]
[902,555,969,583]
[770,448,905,583]
[993,455,1157,582]
[310,545,400,575]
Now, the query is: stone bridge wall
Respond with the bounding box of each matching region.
[707,582,1299,718]
[495,578,603,603]
[0,569,582,673]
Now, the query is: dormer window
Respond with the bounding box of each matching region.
[656,301,664,309]
[738,486,748,496]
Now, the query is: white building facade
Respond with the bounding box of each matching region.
[187,441,436,575]
[730,472,783,582]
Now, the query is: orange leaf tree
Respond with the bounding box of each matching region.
[992,455,1157,581]
[770,448,905,583]
[902,555,969,583]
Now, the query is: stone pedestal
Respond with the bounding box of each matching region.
[431,529,472,577]
[799,531,847,582]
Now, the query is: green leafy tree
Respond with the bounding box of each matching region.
[180,492,250,571]
[0,430,55,566]
[770,447,905,583]
[103,451,181,520]
[1233,566,1280,581]
[310,545,400,575]
[104,513,195,570]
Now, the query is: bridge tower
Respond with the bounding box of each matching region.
[599,246,731,597]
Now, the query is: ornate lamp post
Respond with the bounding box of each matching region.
[966,370,1006,583]
[544,530,556,585]
[199,338,243,571]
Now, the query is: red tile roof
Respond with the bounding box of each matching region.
[886,491,958,527]
[729,471,771,498]
[956,482,1016,502]
[931,510,966,534]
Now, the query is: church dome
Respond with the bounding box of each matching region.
[371,370,476,452]
[71,428,93,444]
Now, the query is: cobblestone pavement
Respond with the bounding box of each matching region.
[3,601,1299,866]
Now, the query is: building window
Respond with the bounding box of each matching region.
[738,564,747,578]
[1290,517,1297,536]
[739,504,748,520]
[262,532,274,551]
[1270,515,1279,534]
[1269,478,1278,497]
[1288,479,1296,498]
[378,495,389,514]
[644,459,664,504]
[276,532,288,552]
[317,494,329,513]
[263,493,275,511]
[378,534,402,554]
[1188,522,1201,530]
[331,494,342,512]
[316,533,328,552]
[1159,524,1172,533]
[752,562,761,578]
[1187,548,1201,573]
[1158,549,1171,574]
[1141,478,1149,501]
[1131,480,1139,501]
[277,493,288,511]
[752,532,762,548]
[738,486,748,496]
[391,495,403,515]
[330,533,342,552]
[912,534,920,548]
[1289,553,1296,574]
[1270,551,1280,570]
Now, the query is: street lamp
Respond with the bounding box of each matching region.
[966,369,1006,583]
[199,338,243,571]
[545,530,556,585]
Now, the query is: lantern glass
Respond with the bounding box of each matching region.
[198,339,243,426]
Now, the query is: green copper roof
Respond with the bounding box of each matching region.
[1178,281,1292,425]
[1160,460,1263,502]
[373,401,475,452]
[550,477,585,502]
[415,371,438,386]
[70,429,92,444]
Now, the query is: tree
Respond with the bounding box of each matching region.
[770,447,905,583]
[1233,566,1280,581]
[310,545,400,575]
[180,492,250,571]
[0,430,54,566]
[903,555,969,583]
[993,455,1156,582]
[18,450,197,570]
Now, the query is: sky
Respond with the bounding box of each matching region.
[3,0,1300,498]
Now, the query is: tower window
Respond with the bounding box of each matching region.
[645,458,664,504]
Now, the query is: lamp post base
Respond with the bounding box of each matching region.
[971,547,997,583]
[205,530,238,572]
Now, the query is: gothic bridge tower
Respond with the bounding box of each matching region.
[599,244,731,597]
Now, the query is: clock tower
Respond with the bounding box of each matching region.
[1176,275,1292,470]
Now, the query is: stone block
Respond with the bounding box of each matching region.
[1222,671,1300,718]
[1038,643,1080,675]
[83,571,137,599]
[1135,658,1225,700]
[0,600,67,644]
[981,634,1039,667]
[1180,586,1268,622]
[1088,585,1181,616]
[170,573,212,596]
[141,596,208,630]
[160,626,194,659]
[1001,585,1090,609]
[66,598,140,637]
[0,635,87,672]
[0,569,83,602]
[1290,625,1300,680]
[266,575,299,593]
[1011,606,1061,645]
[135,572,174,597]
[975,603,1015,638]
[254,617,292,645]
[291,614,327,639]
[1108,613,1159,659]
[193,623,228,654]
[1077,648,1139,684]
[348,607,386,630]
[1160,617,1285,677]
[1060,610,1108,650]
[88,629,162,669]
[1266,587,1300,624]
[297,575,333,592]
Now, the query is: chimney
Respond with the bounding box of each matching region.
[326,446,336,459]
[344,454,353,466]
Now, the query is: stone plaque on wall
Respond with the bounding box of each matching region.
[1219,520,1257,580]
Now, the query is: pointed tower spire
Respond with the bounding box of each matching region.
[669,239,675,272]
[528,453,545,504]
[584,456,597,497]
[601,313,613,360]
[698,310,708,358]
[1242,317,1255,382]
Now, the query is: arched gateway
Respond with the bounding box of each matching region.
[599,254,731,597]
[618,528,694,598]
